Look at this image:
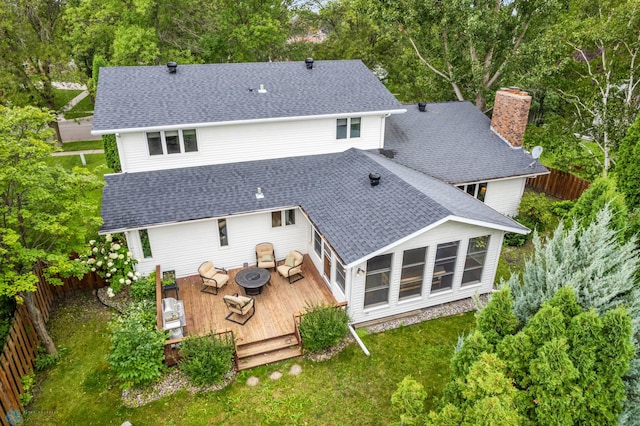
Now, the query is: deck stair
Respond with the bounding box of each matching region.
[235,332,302,370]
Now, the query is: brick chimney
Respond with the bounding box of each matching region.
[490,88,531,148]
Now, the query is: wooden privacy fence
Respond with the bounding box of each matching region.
[0,270,106,425]
[526,167,591,200]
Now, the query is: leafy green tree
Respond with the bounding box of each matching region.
[0,106,102,354]
[549,0,640,173]
[373,0,564,110]
[506,207,640,423]
[616,112,640,211]
[0,0,70,144]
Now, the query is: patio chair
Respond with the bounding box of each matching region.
[277,250,304,284]
[198,261,229,295]
[256,242,276,271]
[223,293,256,325]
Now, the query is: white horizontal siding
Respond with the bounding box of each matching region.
[131,208,310,278]
[119,116,385,173]
[484,178,526,217]
[347,221,504,324]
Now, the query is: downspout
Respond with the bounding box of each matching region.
[348,324,370,356]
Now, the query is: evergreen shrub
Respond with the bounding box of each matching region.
[179,333,235,386]
[103,134,121,172]
[299,304,350,352]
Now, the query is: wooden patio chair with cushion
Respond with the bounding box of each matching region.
[256,242,276,271]
[198,261,229,295]
[223,293,256,325]
[277,250,304,284]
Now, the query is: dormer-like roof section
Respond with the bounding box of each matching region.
[92,60,405,134]
[384,102,548,183]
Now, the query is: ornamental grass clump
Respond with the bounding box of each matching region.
[82,234,138,293]
[179,333,235,386]
[299,303,350,352]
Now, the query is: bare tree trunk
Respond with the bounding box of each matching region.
[20,291,57,355]
[50,120,63,146]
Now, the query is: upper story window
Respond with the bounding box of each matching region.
[336,117,361,139]
[456,182,487,202]
[147,129,198,156]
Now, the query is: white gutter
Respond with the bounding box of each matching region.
[99,205,301,235]
[345,214,526,269]
[349,324,370,356]
[91,109,408,136]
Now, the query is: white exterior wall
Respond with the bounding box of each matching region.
[118,115,385,173]
[346,221,504,324]
[484,178,526,217]
[306,230,348,304]
[128,208,310,278]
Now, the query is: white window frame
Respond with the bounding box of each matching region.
[138,229,153,259]
[456,182,487,202]
[336,117,361,140]
[461,236,490,286]
[271,209,296,227]
[146,129,199,156]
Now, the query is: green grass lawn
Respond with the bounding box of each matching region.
[61,140,103,152]
[64,95,94,120]
[53,88,83,111]
[25,291,475,425]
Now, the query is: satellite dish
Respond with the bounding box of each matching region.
[531,146,543,160]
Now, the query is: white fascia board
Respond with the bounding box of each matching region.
[98,205,300,235]
[91,109,408,136]
[344,215,527,269]
[454,170,550,186]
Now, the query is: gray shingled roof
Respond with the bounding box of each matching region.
[93,60,404,133]
[101,149,526,265]
[384,102,548,183]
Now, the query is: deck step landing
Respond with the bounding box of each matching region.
[235,333,302,370]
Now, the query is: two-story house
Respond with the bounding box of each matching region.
[92,59,545,325]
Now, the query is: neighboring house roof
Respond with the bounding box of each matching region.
[384,102,548,184]
[92,60,405,134]
[100,149,526,266]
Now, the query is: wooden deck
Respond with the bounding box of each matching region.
[173,256,337,347]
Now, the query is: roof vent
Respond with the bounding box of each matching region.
[258,84,267,94]
[369,173,381,187]
[418,102,427,112]
[167,62,177,73]
[255,187,264,199]
[305,58,314,70]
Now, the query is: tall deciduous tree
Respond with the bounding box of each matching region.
[373,0,564,110]
[0,106,102,354]
[553,0,640,173]
[0,0,70,144]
